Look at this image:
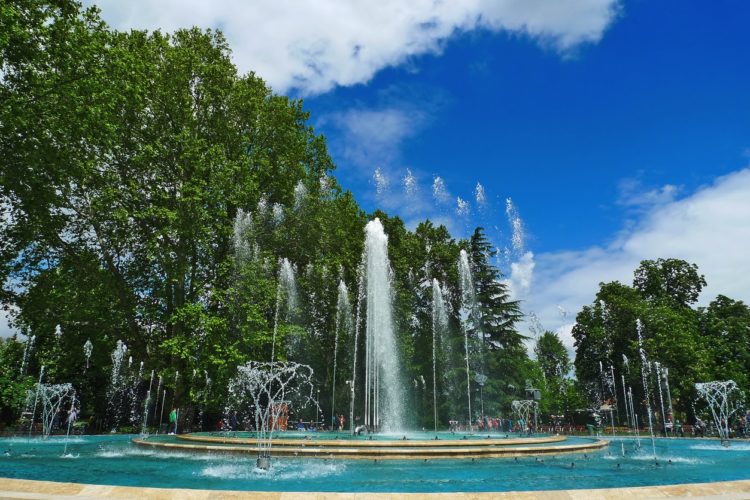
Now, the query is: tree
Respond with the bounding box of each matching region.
[633,258,706,308]
[467,228,526,416]
[535,331,570,381]
[468,228,524,352]
[699,295,750,389]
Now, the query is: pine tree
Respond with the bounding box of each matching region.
[468,228,525,353]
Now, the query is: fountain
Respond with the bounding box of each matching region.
[653,361,668,435]
[331,280,352,431]
[662,366,674,430]
[352,219,405,432]
[431,279,449,433]
[27,365,45,437]
[457,249,477,428]
[130,361,145,427]
[152,375,163,431]
[107,340,128,431]
[140,370,155,436]
[627,386,641,448]
[28,383,76,438]
[511,400,537,434]
[226,361,317,469]
[695,380,743,444]
[271,258,298,363]
[636,319,657,460]
[20,335,35,377]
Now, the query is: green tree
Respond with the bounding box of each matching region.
[699,295,750,388]
[633,258,706,308]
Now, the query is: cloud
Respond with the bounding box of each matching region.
[617,178,682,209]
[85,0,621,95]
[508,251,536,299]
[323,107,420,170]
[521,167,750,354]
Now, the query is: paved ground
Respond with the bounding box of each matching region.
[2,478,750,499]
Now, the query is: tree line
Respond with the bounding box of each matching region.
[2,1,747,432]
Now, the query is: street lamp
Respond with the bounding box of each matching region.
[475,373,488,424]
[346,380,354,435]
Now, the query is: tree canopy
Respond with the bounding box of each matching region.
[0,1,529,430]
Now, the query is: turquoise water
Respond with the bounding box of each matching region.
[1,435,749,492]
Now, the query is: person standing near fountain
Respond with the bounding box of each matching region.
[168,408,177,435]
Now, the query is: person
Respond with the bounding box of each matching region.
[168,408,178,435]
[230,411,239,432]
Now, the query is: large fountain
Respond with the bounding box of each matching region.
[8,219,750,497]
[353,218,405,433]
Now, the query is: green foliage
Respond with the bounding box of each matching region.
[0,1,531,430]
[573,258,745,424]
[0,338,35,424]
[633,258,706,308]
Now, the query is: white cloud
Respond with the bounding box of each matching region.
[508,251,535,298]
[85,0,621,95]
[521,167,750,354]
[617,178,681,209]
[323,107,419,170]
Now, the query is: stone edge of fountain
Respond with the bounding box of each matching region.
[175,433,568,447]
[132,435,606,459]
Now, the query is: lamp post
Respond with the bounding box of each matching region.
[475,373,488,424]
[346,380,354,435]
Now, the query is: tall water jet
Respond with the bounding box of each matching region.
[141,370,155,436]
[636,319,657,459]
[130,361,144,426]
[457,249,477,428]
[662,366,674,430]
[353,219,405,432]
[609,365,618,437]
[233,208,255,264]
[63,394,78,455]
[107,340,128,431]
[152,375,163,431]
[621,374,631,432]
[20,335,36,377]
[431,279,449,433]
[653,361,668,435]
[28,365,45,437]
[627,386,641,448]
[271,258,298,363]
[331,280,353,430]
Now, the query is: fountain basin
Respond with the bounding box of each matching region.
[2,435,750,493]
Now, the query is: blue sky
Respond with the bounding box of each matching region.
[51,0,750,348]
[304,0,749,251]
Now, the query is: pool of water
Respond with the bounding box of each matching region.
[1,434,748,492]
